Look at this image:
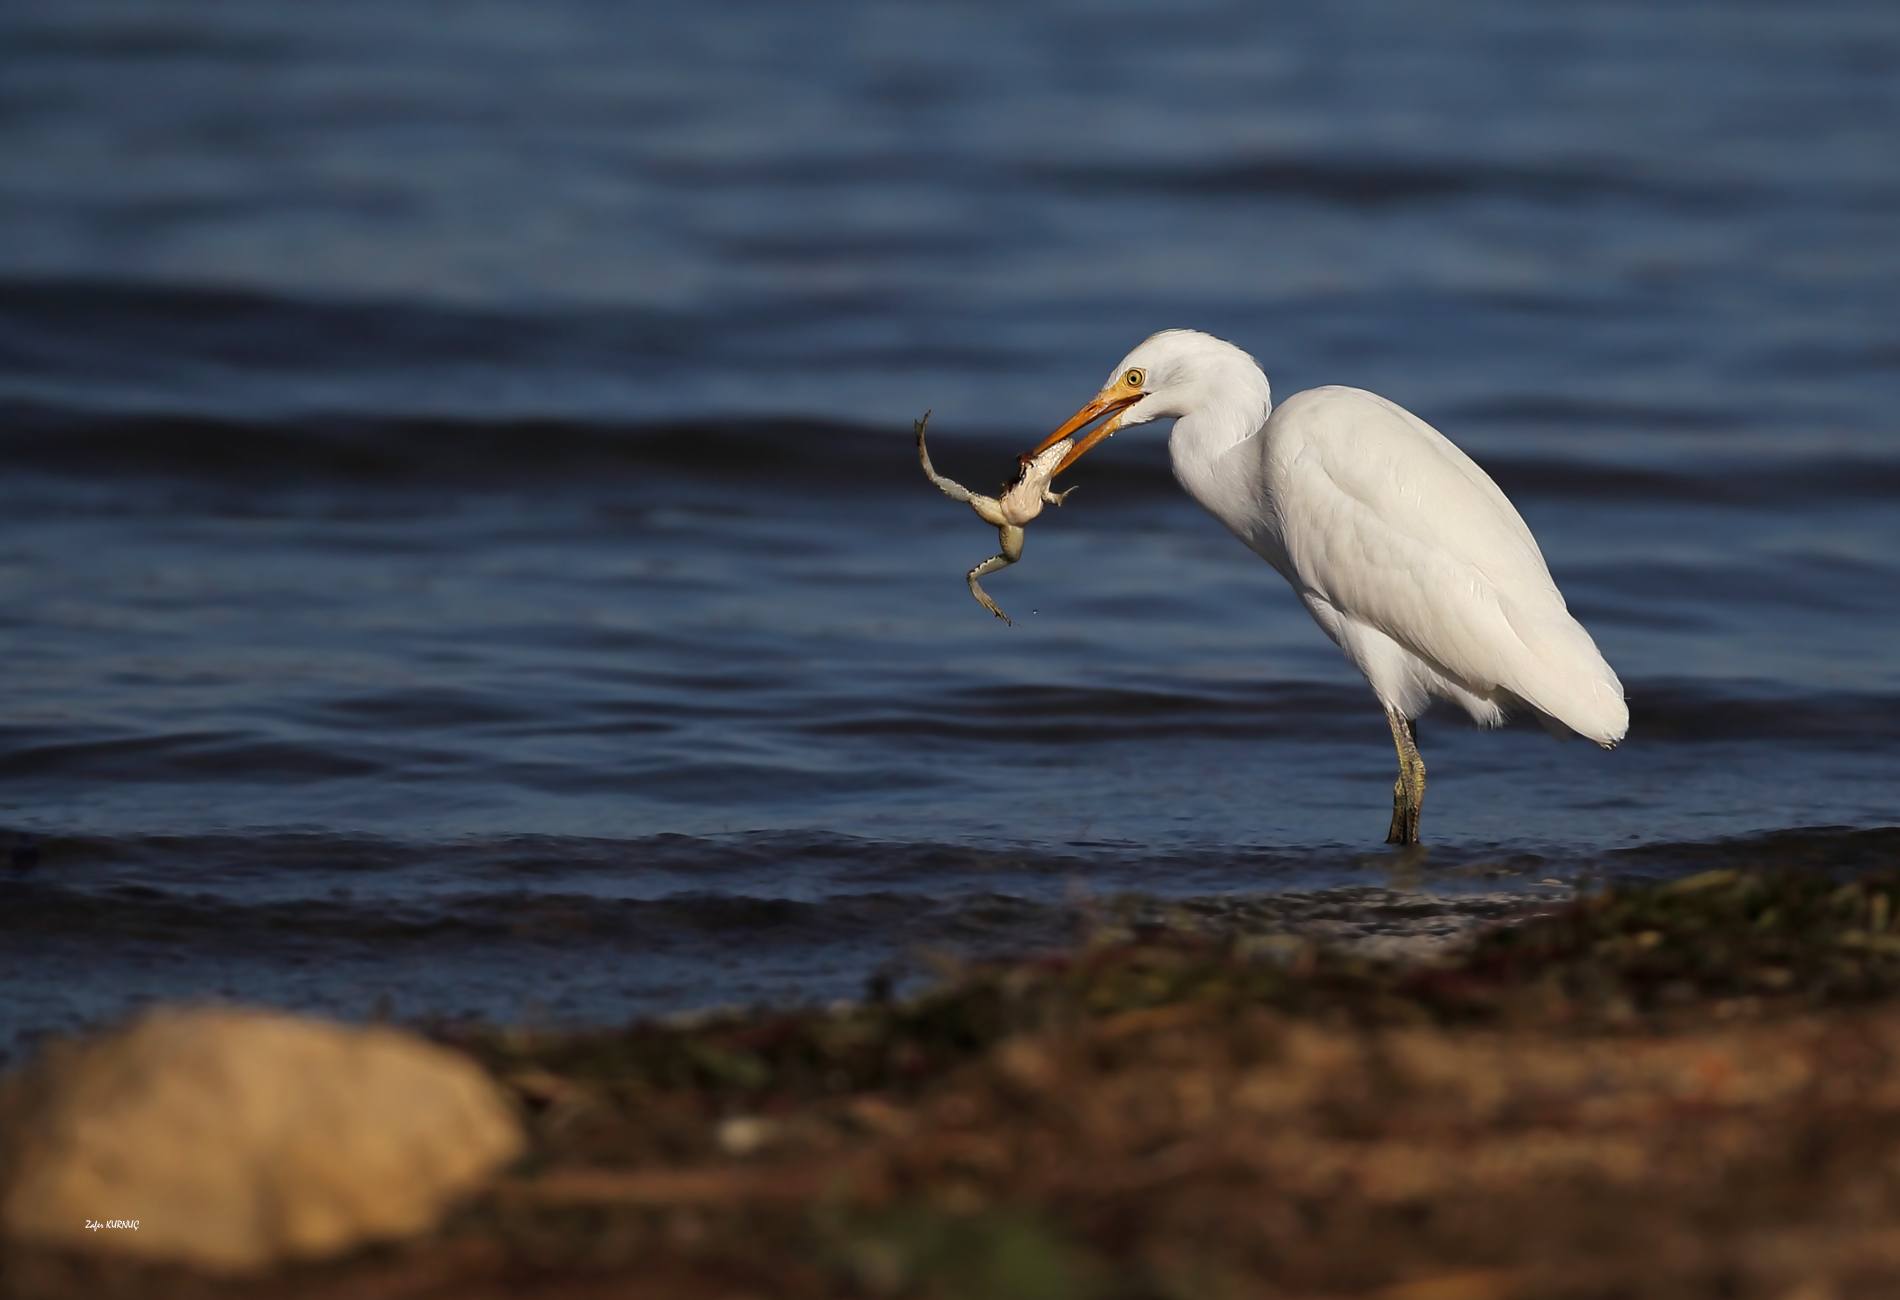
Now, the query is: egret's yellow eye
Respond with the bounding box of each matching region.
[1124,368,1145,388]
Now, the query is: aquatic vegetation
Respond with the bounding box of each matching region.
[457,867,1900,1112]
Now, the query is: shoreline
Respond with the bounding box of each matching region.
[14,860,1900,1297]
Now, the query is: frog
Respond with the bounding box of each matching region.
[915,412,1075,625]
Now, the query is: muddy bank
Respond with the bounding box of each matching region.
[15,850,1900,1299]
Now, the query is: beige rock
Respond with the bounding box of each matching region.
[0,1005,524,1272]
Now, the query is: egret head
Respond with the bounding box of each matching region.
[1027,330,1268,473]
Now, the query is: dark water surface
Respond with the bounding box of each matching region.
[3,0,1899,1058]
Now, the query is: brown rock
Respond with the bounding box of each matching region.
[0,1005,524,1272]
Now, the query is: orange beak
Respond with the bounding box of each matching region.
[1027,386,1144,476]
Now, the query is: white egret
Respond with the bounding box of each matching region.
[1028,330,1626,845]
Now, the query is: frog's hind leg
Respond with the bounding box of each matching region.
[967,525,1024,625]
[916,414,976,504]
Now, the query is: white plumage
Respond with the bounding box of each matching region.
[1031,329,1625,844]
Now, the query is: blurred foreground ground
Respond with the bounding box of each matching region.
[15,840,1900,1299]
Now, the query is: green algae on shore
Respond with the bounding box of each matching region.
[457,864,1900,1109]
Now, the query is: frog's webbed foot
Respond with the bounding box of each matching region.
[916,413,976,504]
[967,524,1025,625]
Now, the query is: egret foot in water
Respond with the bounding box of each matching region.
[915,412,1075,625]
[1385,710,1426,846]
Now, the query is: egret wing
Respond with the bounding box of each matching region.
[1266,387,1626,742]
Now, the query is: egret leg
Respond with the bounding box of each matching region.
[1384,710,1426,845]
[967,525,1024,625]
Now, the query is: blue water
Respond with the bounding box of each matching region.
[2,0,1898,1057]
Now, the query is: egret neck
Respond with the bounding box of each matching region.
[1162,355,1280,573]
